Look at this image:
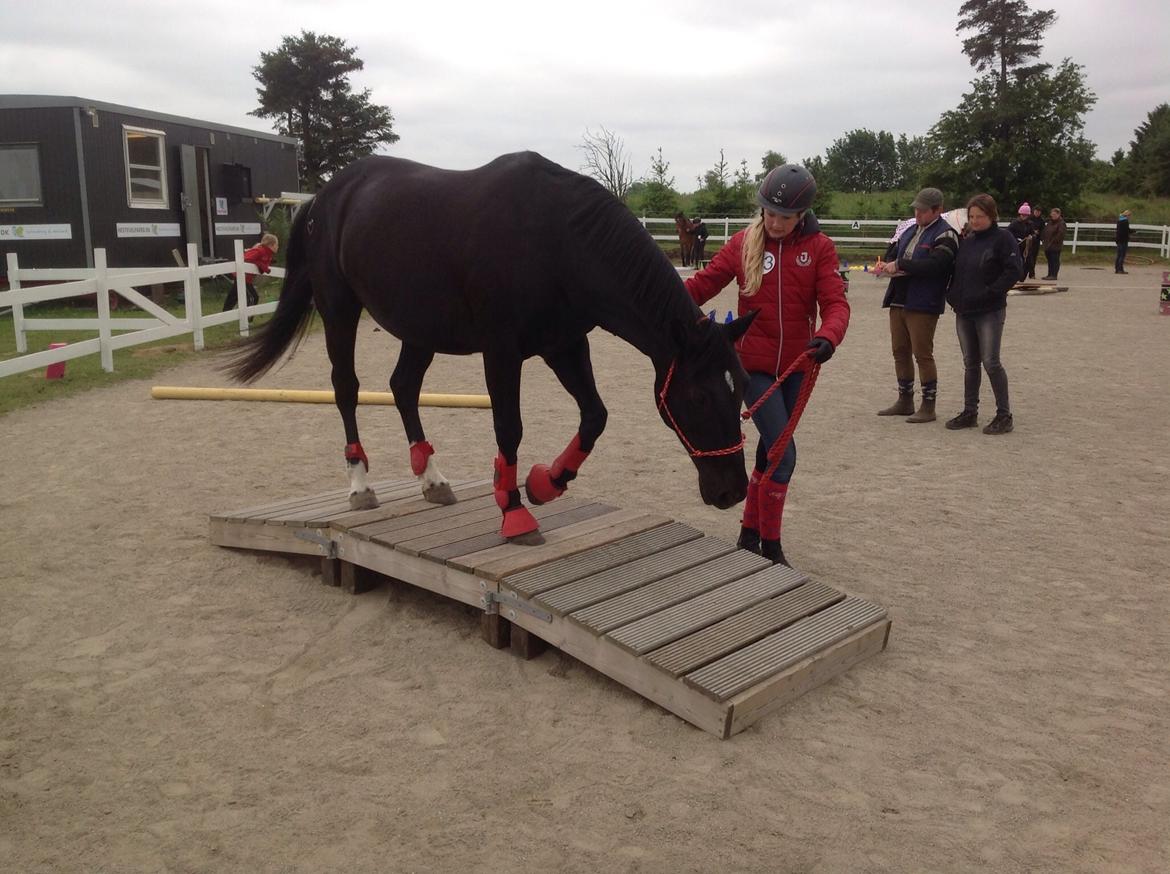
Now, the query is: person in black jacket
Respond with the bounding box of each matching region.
[875,187,959,423]
[1115,210,1132,274]
[692,217,710,265]
[944,193,1023,435]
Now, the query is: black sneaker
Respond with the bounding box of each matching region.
[983,412,1014,434]
[945,409,978,430]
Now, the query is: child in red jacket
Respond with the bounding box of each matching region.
[222,233,279,311]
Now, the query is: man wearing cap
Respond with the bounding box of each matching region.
[875,187,959,423]
[1009,204,1037,268]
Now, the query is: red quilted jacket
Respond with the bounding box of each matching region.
[684,215,849,376]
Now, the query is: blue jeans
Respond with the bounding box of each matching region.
[955,309,1010,414]
[745,370,804,484]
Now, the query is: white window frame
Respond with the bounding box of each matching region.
[0,143,44,206]
[123,125,169,209]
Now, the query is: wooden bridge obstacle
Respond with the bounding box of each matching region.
[209,478,891,738]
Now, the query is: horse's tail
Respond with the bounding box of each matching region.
[224,199,318,383]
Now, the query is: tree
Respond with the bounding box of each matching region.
[957,0,1056,92]
[635,147,679,216]
[1124,104,1170,197]
[895,134,932,189]
[801,156,834,217]
[756,150,787,182]
[578,127,635,201]
[824,129,900,191]
[693,150,751,216]
[251,31,397,190]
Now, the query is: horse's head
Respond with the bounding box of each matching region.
[657,312,758,509]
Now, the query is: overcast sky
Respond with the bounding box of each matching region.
[4,0,1168,189]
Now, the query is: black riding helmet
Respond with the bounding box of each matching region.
[756,164,817,215]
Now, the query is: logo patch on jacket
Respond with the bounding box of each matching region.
[763,252,776,273]
[796,251,811,267]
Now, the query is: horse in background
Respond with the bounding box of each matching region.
[675,212,698,267]
[229,152,755,543]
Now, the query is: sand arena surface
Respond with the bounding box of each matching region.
[1,265,1167,872]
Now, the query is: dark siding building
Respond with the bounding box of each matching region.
[0,95,299,275]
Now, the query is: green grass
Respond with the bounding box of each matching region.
[0,275,287,416]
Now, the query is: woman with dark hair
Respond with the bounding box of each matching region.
[944,194,1022,435]
[685,164,850,565]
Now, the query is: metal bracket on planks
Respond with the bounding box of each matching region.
[479,581,552,623]
[295,528,337,558]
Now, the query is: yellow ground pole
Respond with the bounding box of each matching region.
[151,386,491,408]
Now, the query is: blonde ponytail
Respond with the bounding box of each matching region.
[740,213,766,296]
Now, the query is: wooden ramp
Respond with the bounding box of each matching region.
[210,478,891,738]
[1009,281,1069,295]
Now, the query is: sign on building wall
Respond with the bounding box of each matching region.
[116,223,181,238]
[0,224,73,240]
[215,197,228,216]
[214,222,261,236]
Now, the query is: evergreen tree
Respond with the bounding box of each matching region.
[1124,104,1170,197]
[636,147,679,216]
[957,0,1056,91]
[251,31,397,190]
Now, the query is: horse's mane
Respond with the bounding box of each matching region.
[560,170,697,324]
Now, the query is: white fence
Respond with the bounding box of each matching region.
[642,217,1170,257]
[0,241,285,378]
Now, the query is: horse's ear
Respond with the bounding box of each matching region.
[722,309,758,343]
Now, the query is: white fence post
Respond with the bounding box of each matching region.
[6,252,28,353]
[94,248,114,372]
[186,243,204,351]
[234,239,249,337]
[1070,222,1079,254]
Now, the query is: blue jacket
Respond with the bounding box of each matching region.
[881,216,959,315]
[946,226,1022,316]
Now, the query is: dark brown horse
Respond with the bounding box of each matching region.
[675,212,698,267]
[229,152,754,542]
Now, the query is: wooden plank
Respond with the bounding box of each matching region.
[211,478,411,521]
[322,480,492,531]
[503,521,702,598]
[208,517,324,556]
[606,564,808,655]
[724,620,892,738]
[570,550,773,635]
[334,532,491,609]
[418,502,616,561]
[481,614,511,649]
[684,597,888,702]
[400,498,599,559]
[367,502,503,546]
[510,626,548,660]
[462,510,672,581]
[645,580,844,678]
[535,537,735,617]
[501,596,731,737]
[345,493,499,541]
[262,481,429,525]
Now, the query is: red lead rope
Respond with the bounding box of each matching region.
[742,350,821,482]
[658,349,820,471]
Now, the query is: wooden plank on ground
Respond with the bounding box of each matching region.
[321,480,492,530]
[262,481,428,525]
[535,536,736,617]
[463,510,671,581]
[345,493,498,541]
[334,532,493,609]
[502,521,702,598]
[409,500,609,560]
[606,564,808,655]
[366,502,502,546]
[723,620,892,738]
[569,549,773,635]
[212,478,410,521]
[645,580,843,678]
[209,517,324,556]
[684,597,888,701]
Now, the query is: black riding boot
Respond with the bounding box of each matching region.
[761,538,789,566]
[737,526,761,554]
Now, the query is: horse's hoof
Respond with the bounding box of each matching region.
[348,489,379,510]
[507,530,546,546]
[423,481,457,505]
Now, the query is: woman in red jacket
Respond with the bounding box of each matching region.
[685,165,850,565]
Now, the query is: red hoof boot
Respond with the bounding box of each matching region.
[524,463,564,505]
[501,506,543,544]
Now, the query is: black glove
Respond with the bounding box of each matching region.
[807,337,835,363]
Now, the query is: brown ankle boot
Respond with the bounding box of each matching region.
[878,381,915,416]
[907,398,936,423]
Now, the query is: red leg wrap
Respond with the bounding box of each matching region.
[494,454,539,538]
[501,505,540,538]
[741,469,763,529]
[493,453,518,510]
[409,440,434,476]
[759,482,788,541]
[525,434,591,505]
[344,442,369,471]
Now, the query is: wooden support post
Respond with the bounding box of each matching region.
[481,613,511,649]
[321,556,342,587]
[510,625,548,660]
[339,561,381,595]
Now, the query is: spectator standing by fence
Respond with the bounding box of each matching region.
[1040,208,1066,280]
[1026,205,1046,278]
[1115,210,1131,274]
[1008,204,1036,276]
[692,217,710,266]
[874,187,959,423]
[222,233,279,311]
